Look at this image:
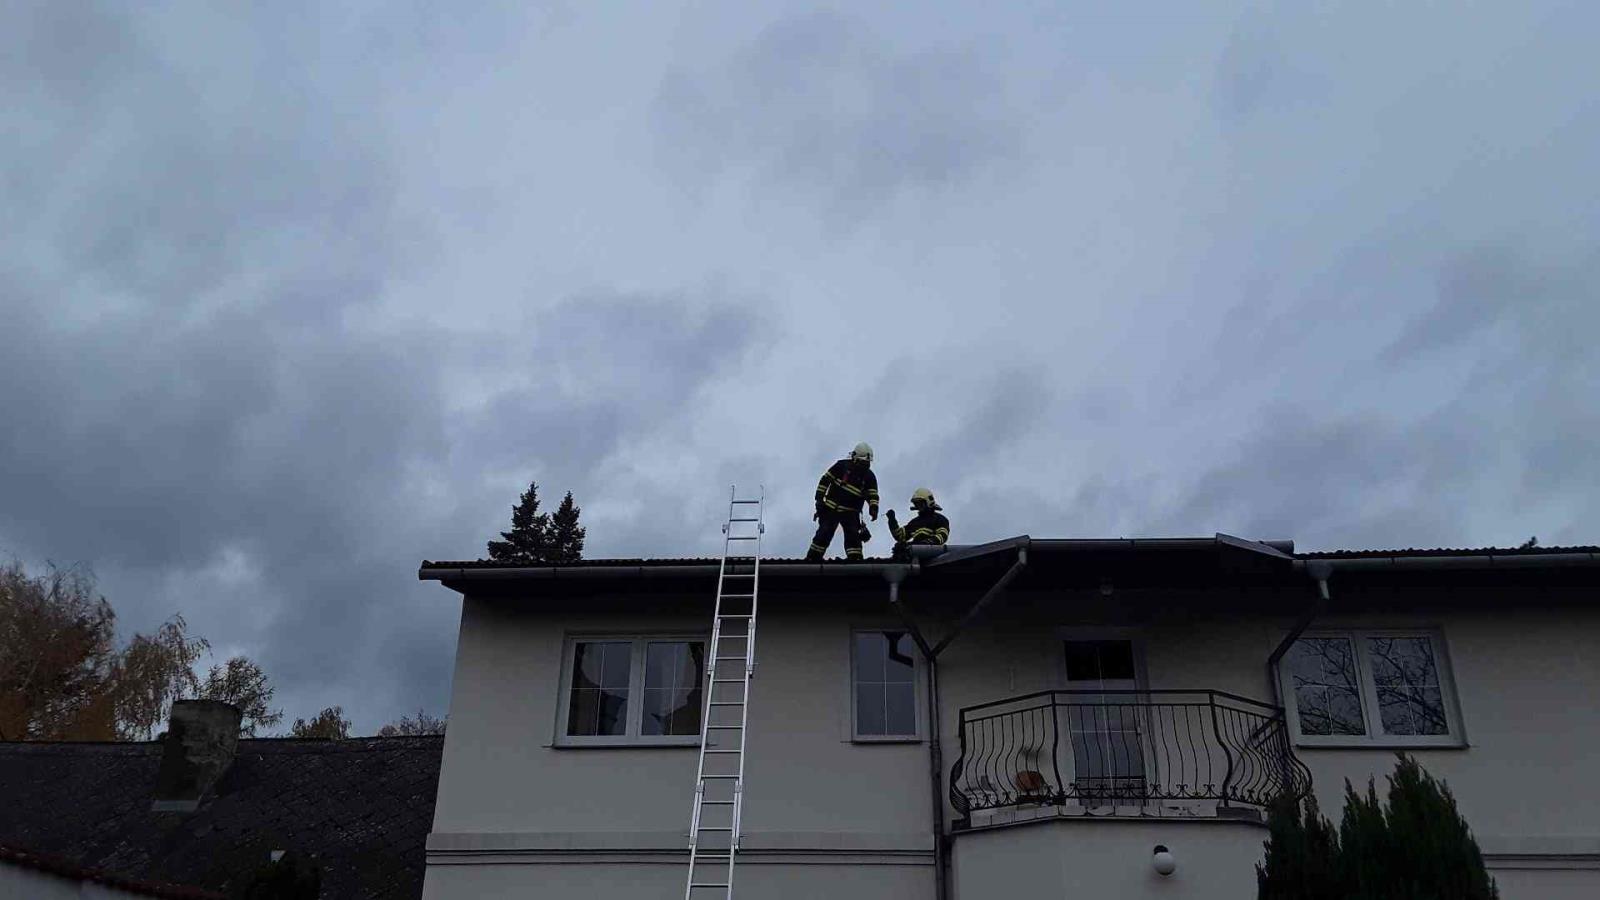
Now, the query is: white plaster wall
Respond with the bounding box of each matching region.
[429,585,1600,898]
[954,819,1263,899]
[431,593,930,838]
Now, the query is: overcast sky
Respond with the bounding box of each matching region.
[3,1,1596,732]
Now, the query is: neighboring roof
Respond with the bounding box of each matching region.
[0,845,223,899]
[0,736,442,900]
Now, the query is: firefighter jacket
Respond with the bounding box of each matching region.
[890,509,950,545]
[815,459,879,517]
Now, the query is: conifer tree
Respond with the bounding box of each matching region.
[1257,795,1342,900]
[1349,754,1497,899]
[486,482,552,563]
[1258,754,1496,899]
[549,491,585,563]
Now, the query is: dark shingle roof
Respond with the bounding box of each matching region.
[0,736,442,900]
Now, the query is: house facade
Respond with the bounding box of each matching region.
[419,537,1600,899]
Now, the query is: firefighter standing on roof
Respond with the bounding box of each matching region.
[806,443,879,561]
[886,488,950,559]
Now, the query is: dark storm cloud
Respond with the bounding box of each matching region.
[4,0,1598,731]
[0,1,769,729]
[654,9,1020,219]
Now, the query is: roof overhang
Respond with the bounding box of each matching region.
[417,533,1312,597]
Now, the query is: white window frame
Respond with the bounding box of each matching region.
[554,633,708,747]
[849,626,923,743]
[1280,628,1465,749]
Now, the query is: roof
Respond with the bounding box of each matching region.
[0,736,442,900]
[420,534,1600,597]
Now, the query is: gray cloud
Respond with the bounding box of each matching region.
[654,9,1020,221]
[3,1,1598,731]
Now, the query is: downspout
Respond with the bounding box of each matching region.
[889,547,1029,900]
[886,572,946,900]
[1267,560,1333,711]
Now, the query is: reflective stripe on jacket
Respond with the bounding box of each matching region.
[890,510,949,545]
[815,459,879,515]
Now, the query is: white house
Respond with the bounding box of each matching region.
[417,535,1600,899]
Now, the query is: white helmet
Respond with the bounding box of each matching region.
[911,487,940,511]
[851,442,874,464]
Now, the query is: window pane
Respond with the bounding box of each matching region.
[855,684,885,735]
[853,633,886,681]
[1367,637,1447,736]
[1285,637,1365,736]
[1064,640,1136,683]
[642,642,704,736]
[568,642,630,736]
[884,683,916,735]
[854,631,917,736]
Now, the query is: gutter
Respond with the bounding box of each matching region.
[1291,552,1600,572]
[419,562,915,585]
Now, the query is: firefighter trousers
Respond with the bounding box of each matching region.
[806,510,863,561]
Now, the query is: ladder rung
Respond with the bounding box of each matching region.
[707,724,742,729]
[698,826,733,831]
[701,800,735,805]
[719,593,754,598]
[731,499,760,504]
[718,614,753,619]
[726,535,757,540]
[701,774,740,779]
[729,517,760,522]
[709,701,744,706]
[716,656,747,662]
[690,884,730,889]
[712,678,745,684]
[704,749,741,754]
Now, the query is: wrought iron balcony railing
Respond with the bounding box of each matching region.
[948,689,1311,824]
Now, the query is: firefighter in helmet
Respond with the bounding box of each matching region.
[886,488,949,559]
[806,443,879,561]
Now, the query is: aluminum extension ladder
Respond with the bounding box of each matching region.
[684,487,764,899]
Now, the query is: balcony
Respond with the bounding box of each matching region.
[948,689,1311,827]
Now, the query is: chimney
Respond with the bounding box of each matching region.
[152,699,242,812]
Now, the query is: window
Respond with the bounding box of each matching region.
[852,630,918,740]
[559,637,705,745]
[1281,631,1461,746]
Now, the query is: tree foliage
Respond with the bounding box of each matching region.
[1256,794,1342,900]
[378,708,446,736]
[290,706,352,740]
[485,482,584,563]
[549,491,585,563]
[0,561,118,740]
[199,656,284,737]
[1258,754,1497,899]
[1,560,291,741]
[112,615,209,740]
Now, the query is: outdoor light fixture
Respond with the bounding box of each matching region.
[1151,844,1176,876]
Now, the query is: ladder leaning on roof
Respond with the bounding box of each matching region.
[684,486,764,900]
